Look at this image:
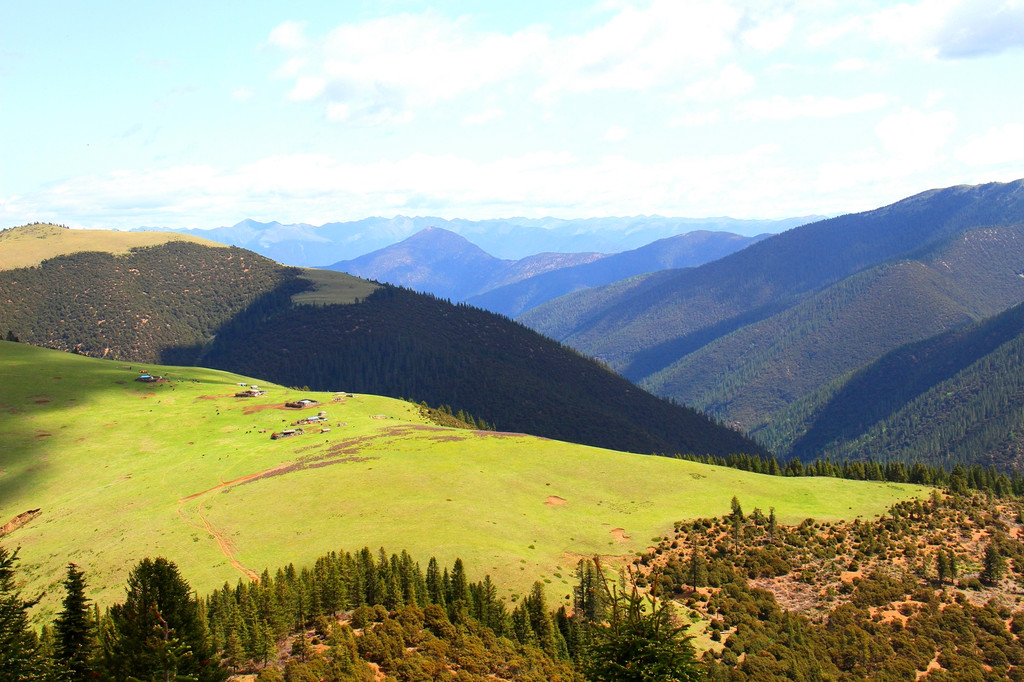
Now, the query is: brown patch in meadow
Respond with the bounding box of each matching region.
[545,496,567,506]
[1,508,42,535]
[610,528,631,542]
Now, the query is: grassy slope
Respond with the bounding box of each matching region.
[0,223,225,270]
[0,341,924,621]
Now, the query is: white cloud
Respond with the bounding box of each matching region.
[683,64,754,100]
[742,14,794,51]
[736,93,889,120]
[289,76,325,101]
[231,86,254,102]
[273,12,546,125]
[268,20,309,50]
[955,124,1024,165]
[870,0,1024,58]
[603,125,628,142]
[461,108,504,126]
[874,108,957,160]
[537,0,742,99]
[832,58,869,72]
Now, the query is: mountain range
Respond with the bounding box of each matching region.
[521,179,1024,470]
[138,215,814,265]
[324,226,769,315]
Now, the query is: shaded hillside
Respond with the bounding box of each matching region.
[642,222,1024,433]
[467,230,767,317]
[195,282,764,456]
[778,301,1024,471]
[0,239,288,362]
[523,180,1024,373]
[325,226,603,301]
[0,226,761,456]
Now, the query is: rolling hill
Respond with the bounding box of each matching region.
[0,222,760,457]
[520,180,1024,467]
[0,341,926,621]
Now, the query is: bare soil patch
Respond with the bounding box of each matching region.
[610,528,631,542]
[545,496,567,506]
[1,508,41,536]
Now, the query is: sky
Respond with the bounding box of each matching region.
[2,0,1023,231]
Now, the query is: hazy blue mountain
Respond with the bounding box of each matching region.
[324,227,603,301]
[136,215,817,266]
[467,229,769,317]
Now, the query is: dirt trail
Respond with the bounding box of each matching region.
[176,462,292,581]
[179,462,293,502]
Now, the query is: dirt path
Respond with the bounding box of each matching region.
[175,462,293,581]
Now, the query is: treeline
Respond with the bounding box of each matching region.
[681,451,1024,496]
[0,543,699,681]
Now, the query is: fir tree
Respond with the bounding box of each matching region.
[0,545,47,680]
[53,562,95,681]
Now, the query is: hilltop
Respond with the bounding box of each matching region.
[0,222,225,269]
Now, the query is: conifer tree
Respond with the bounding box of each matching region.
[0,545,47,680]
[584,560,699,681]
[54,562,95,681]
[103,557,225,682]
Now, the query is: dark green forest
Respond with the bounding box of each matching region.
[776,300,1024,471]
[196,282,763,456]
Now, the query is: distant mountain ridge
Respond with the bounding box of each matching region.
[520,179,1024,470]
[467,229,771,317]
[325,227,604,302]
[136,215,817,265]
[326,226,767,314]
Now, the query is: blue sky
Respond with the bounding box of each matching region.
[2,0,1023,230]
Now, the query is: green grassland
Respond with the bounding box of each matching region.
[291,267,380,305]
[0,341,926,621]
[0,223,225,270]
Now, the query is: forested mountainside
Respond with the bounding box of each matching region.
[194,283,763,456]
[772,300,1024,471]
[466,230,768,318]
[324,226,604,302]
[0,239,288,361]
[0,225,761,457]
[520,180,1024,468]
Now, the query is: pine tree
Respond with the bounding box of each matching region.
[981,542,1006,585]
[103,557,226,681]
[53,562,95,681]
[936,550,948,584]
[584,560,700,681]
[0,545,47,679]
